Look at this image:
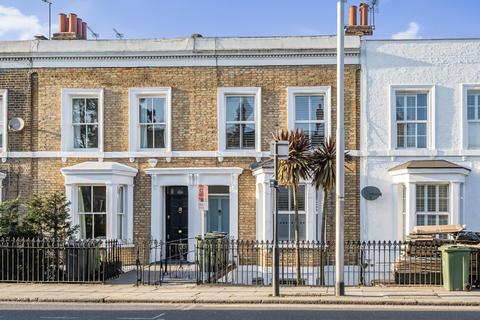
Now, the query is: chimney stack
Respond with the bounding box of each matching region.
[345,2,373,36]
[348,5,357,26]
[53,13,88,40]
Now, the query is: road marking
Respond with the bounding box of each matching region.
[117,313,165,320]
[40,317,79,320]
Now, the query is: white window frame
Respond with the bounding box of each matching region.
[77,185,108,239]
[389,85,436,152]
[287,86,332,143]
[128,87,172,154]
[277,185,306,241]
[0,90,7,154]
[217,87,262,155]
[61,89,104,153]
[461,84,480,151]
[415,184,450,227]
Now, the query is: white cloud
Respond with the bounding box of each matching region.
[0,5,46,40]
[391,22,421,40]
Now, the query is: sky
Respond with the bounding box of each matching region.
[0,0,478,41]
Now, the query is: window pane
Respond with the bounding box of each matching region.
[73,124,86,148]
[417,94,427,107]
[427,215,436,226]
[298,214,306,240]
[397,123,405,148]
[85,98,98,123]
[310,96,324,121]
[406,136,416,148]
[226,124,240,149]
[78,186,92,213]
[396,106,404,121]
[468,105,476,120]
[226,97,241,121]
[86,125,98,148]
[439,185,449,212]
[416,185,425,212]
[80,214,93,239]
[241,96,255,121]
[94,214,106,239]
[295,185,306,211]
[416,214,425,226]
[396,96,404,108]
[406,123,416,136]
[295,122,309,136]
[427,185,436,212]
[417,107,427,121]
[278,214,290,241]
[117,214,124,239]
[439,215,448,225]
[417,135,427,148]
[117,186,124,213]
[0,130,3,148]
[310,123,324,146]
[295,96,309,121]
[153,125,165,148]
[92,186,106,213]
[140,125,153,148]
[406,106,416,121]
[72,98,85,123]
[152,98,165,123]
[277,187,289,211]
[406,96,416,108]
[468,122,480,148]
[467,94,475,107]
[241,124,255,149]
[139,98,149,123]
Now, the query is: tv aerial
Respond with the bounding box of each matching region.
[87,26,99,40]
[113,28,124,40]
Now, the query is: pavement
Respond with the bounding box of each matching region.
[0,283,480,306]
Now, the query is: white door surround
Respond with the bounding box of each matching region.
[145,167,243,253]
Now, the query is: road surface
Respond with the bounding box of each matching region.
[0,303,478,320]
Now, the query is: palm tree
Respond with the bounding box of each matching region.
[309,136,351,285]
[272,129,310,285]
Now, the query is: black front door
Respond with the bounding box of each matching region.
[165,186,188,258]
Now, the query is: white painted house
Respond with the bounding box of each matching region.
[360,38,480,241]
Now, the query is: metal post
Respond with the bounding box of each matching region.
[48,1,51,39]
[272,142,280,296]
[335,0,345,296]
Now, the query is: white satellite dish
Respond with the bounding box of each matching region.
[8,117,25,131]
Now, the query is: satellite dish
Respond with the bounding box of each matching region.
[361,186,382,201]
[8,117,24,131]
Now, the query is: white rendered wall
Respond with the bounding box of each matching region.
[361,39,480,241]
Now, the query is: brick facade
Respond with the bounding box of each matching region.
[0,64,360,242]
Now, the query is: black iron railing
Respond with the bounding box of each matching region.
[195,239,480,287]
[0,238,122,283]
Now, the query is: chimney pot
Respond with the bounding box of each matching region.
[68,13,77,34]
[359,3,369,26]
[82,22,87,40]
[76,18,82,39]
[58,13,67,32]
[349,5,357,26]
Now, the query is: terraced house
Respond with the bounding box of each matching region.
[0,20,362,253]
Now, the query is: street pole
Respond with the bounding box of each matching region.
[272,142,280,297]
[335,0,345,297]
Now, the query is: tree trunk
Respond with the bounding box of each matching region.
[292,185,301,285]
[319,189,328,285]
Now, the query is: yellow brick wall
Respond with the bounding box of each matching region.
[0,65,360,241]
